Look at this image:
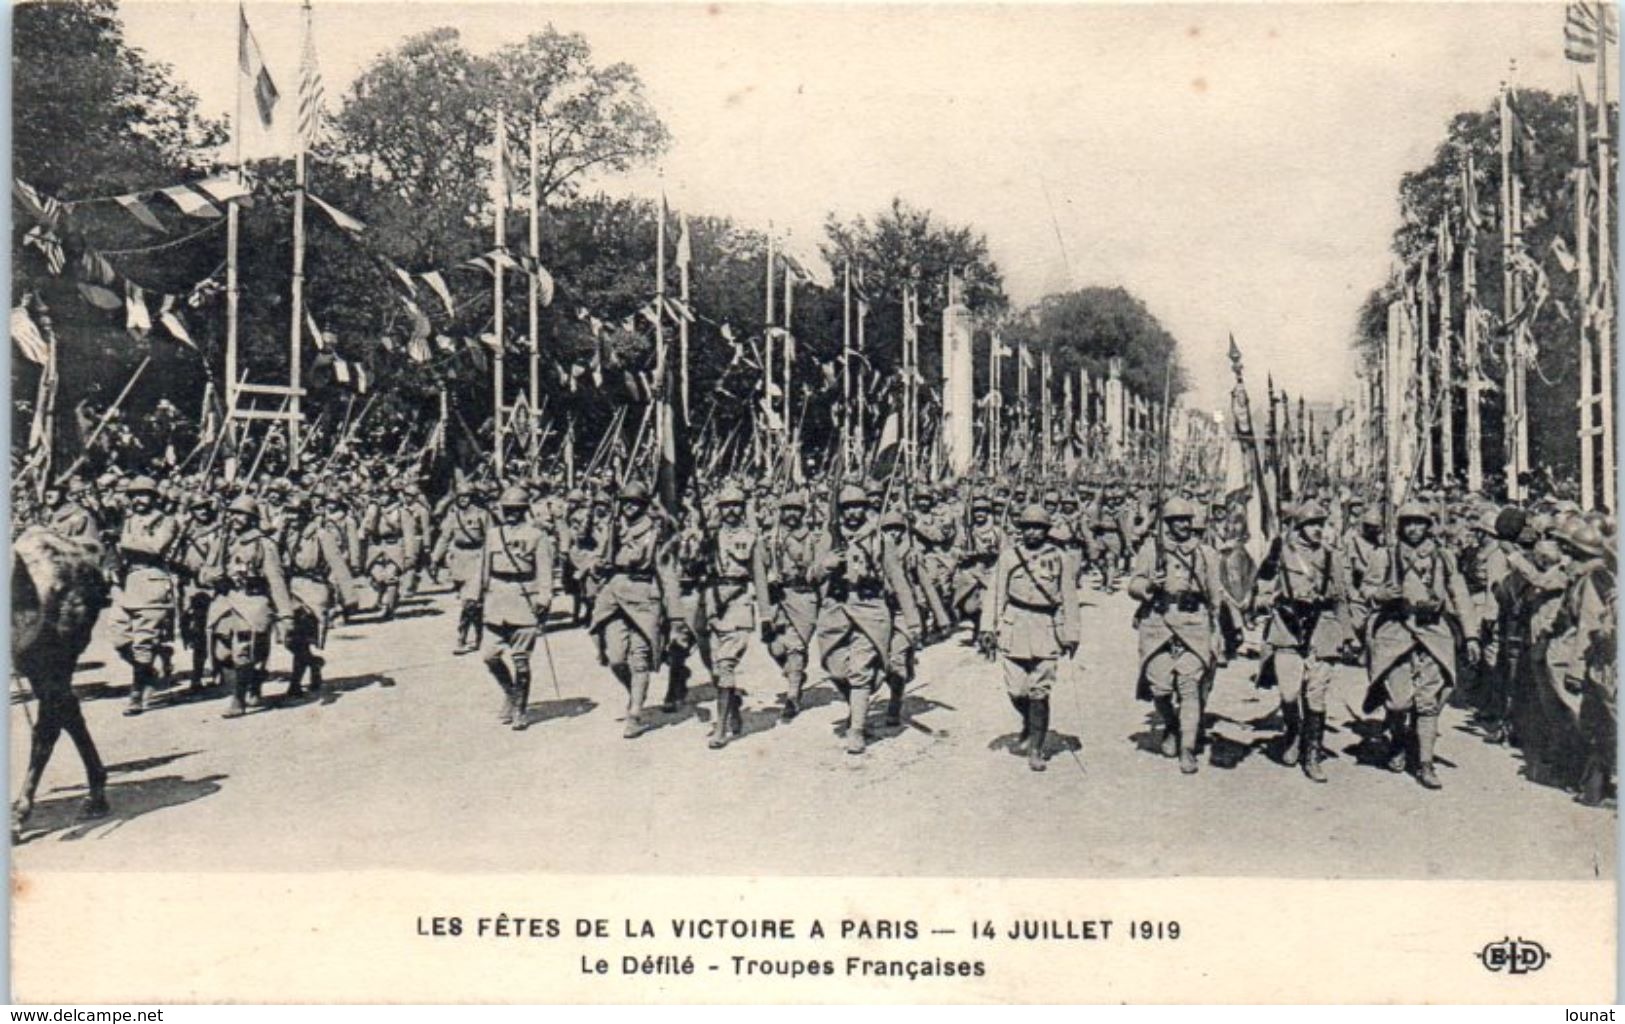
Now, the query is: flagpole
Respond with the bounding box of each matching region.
[782,263,793,469]
[1577,74,1595,509]
[1499,79,1517,500]
[285,0,314,468]
[492,106,507,477]
[1596,22,1615,511]
[528,116,541,470]
[227,3,245,434]
[678,220,690,424]
[1464,153,1484,495]
[1438,217,1454,486]
[764,227,775,450]
[656,190,667,463]
[843,260,852,466]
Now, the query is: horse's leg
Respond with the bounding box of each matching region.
[60,694,108,819]
[14,692,64,831]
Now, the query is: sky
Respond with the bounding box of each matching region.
[117,1,1586,412]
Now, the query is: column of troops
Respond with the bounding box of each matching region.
[15,461,1617,804]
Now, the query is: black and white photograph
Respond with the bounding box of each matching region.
[7,0,1620,1003]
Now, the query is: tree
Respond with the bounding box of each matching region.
[1007,286,1186,407]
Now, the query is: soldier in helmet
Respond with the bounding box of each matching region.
[432,483,492,654]
[764,489,822,721]
[978,504,1080,772]
[910,487,957,640]
[560,491,605,627]
[1129,497,1225,774]
[477,485,555,730]
[953,495,1003,625]
[701,484,771,749]
[1254,500,1348,782]
[174,492,226,690]
[360,481,419,621]
[1359,501,1479,789]
[106,476,180,716]
[208,495,294,718]
[282,490,357,699]
[590,481,680,739]
[815,484,921,755]
[879,509,929,728]
[48,475,102,545]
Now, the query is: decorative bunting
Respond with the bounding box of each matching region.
[114,194,167,233]
[11,305,49,365]
[124,282,152,334]
[158,295,194,347]
[419,271,454,316]
[308,193,366,234]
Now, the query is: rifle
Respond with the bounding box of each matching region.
[1153,361,1173,574]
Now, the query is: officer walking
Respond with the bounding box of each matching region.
[107,476,179,716]
[208,496,294,719]
[590,482,679,739]
[432,483,491,655]
[764,490,822,721]
[978,504,1080,772]
[477,486,555,731]
[704,485,770,749]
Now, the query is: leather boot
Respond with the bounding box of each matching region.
[1027,697,1050,773]
[1415,713,1441,789]
[1154,695,1179,757]
[663,660,689,713]
[221,668,246,719]
[286,653,308,701]
[1277,699,1302,767]
[488,660,515,723]
[510,665,531,731]
[1385,710,1410,773]
[846,685,870,755]
[884,677,905,727]
[1010,695,1033,755]
[726,688,743,737]
[244,667,263,708]
[124,663,149,717]
[625,670,651,739]
[379,585,400,621]
[189,650,206,691]
[780,670,804,721]
[708,687,731,748]
[1301,710,1327,783]
[1178,694,1202,774]
[307,654,325,695]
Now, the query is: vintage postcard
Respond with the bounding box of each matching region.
[9,0,1617,1003]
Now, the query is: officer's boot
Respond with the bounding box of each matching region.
[453,604,470,654]
[244,665,263,708]
[884,675,905,727]
[156,644,174,683]
[625,669,650,739]
[780,669,804,721]
[1153,695,1179,757]
[1301,710,1327,783]
[380,584,400,622]
[1178,696,1201,775]
[846,685,871,755]
[1384,710,1410,773]
[662,658,690,713]
[510,664,531,731]
[286,651,308,701]
[1009,695,1033,755]
[189,645,206,691]
[1277,698,1302,767]
[124,662,149,717]
[221,668,246,719]
[709,687,732,749]
[307,654,326,695]
[1415,713,1442,789]
[1027,697,1050,773]
[726,688,743,738]
[488,659,516,724]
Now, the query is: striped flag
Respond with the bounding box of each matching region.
[1565,1,1617,62]
[238,5,279,129]
[298,2,325,148]
[11,304,49,365]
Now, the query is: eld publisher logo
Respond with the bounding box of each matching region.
[1477,937,1550,975]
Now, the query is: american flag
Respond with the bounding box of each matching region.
[1565,1,1618,63]
[298,2,325,148]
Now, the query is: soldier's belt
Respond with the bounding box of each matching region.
[1007,595,1060,613]
[1153,593,1207,613]
[829,582,883,602]
[452,540,482,550]
[123,551,169,569]
[491,569,535,581]
[613,569,656,582]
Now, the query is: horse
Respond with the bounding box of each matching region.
[12,526,112,835]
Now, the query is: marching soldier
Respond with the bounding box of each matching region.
[360,484,418,621]
[814,485,921,756]
[952,495,1002,624]
[590,482,680,739]
[1129,497,1225,774]
[107,476,179,716]
[879,510,928,728]
[1358,502,1479,789]
[977,504,1080,773]
[283,490,357,699]
[400,481,434,596]
[663,507,710,716]
[1254,501,1347,782]
[560,494,604,627]
[207,495,295,719]
[47,476,102,545]
[703,485,771,749]
[764,490,821,721]
[174,493,226,690]
[911,488,957,640]
[477,486,555,731]
[432,483,491,654]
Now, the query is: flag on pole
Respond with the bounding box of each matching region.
[125,282,152,334]
[308,193,365,233]
[239,5,280,128]
[1565,1,1618,62]
[298,3,325,148]
[11,304,49,365]
[1460,155,1482,231]
[675,215,692,272]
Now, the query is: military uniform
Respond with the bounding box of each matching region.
[764,491,821,720]
[107,478,179,715]
[1359,503,1479,788]
[590,483,681,738]
[283,497,357,698]
[174,496,227,689]
[910,494,957,638]
[432,491,492,653]
[703,487,771,748]
[1129,499,1225,773]
[208,497,295,718]
[361,494,418,620]
[1254,502,1346,781]
[476,487,555,730]
[815,486,921,755]
[952,500,1003,622]
[979,505,1080,772]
